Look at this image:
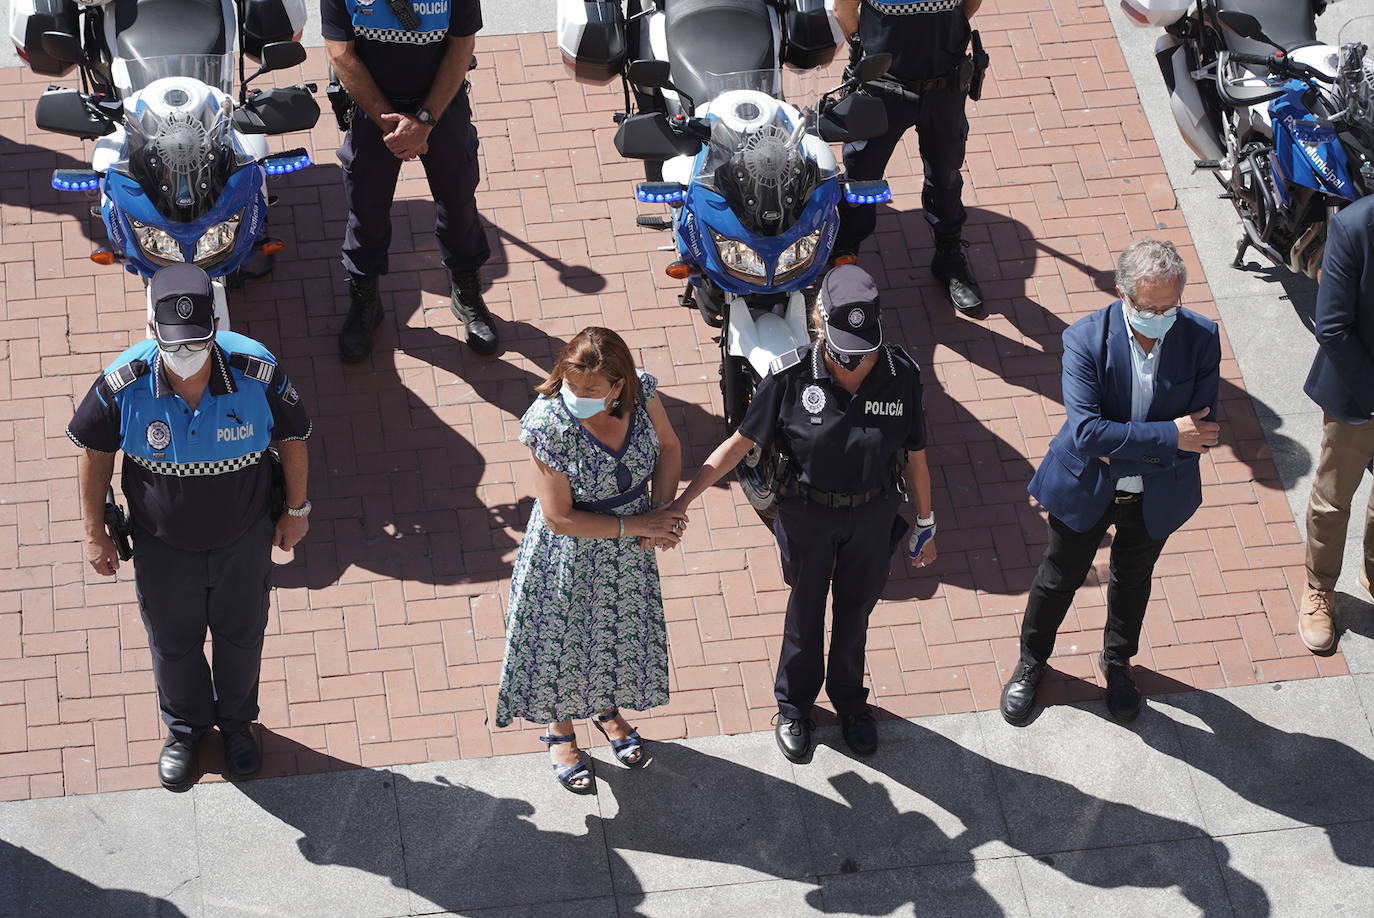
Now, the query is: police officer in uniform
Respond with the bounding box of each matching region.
[833,0,986,316]
[67,265,313,791]
[671,266,938,762]
[322,0,497,361]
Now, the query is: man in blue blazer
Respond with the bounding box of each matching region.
[1000,239,1222,725]
[1298,195,1374,653]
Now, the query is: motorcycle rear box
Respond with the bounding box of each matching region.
[557,0,627,84]
[8,0,81,77]
[781,0,840,70]
[1121,0,1192,28]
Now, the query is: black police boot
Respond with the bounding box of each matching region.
[450,269,500,355]
[999,660,1045,726]
[931,233,985,317]
[158,733,199,792]
[839,708,879,758]
[774,714,814,764]
[223,723,263,780]
[1098,653,1143,724]
[339,273,383,364]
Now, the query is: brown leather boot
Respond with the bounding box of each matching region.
[1298,588,1337,654]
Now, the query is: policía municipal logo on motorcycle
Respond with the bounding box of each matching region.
[146,420,171,450]
[802,385,825,414]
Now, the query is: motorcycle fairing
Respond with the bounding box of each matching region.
[1271,83,1358,201]
[102,164,265,276]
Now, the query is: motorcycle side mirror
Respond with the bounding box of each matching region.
[852,53,891,86]
[818,91,889,143]
[627,59,672,89]
[1216,11,1268,43]
[615,112,694,161]
[40,30,83,65]
[260,41,308,73]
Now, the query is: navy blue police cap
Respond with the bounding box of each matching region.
[150,264,215,344]
[821,264,883,354]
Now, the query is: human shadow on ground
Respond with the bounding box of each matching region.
[0,838,190,918]
[0,140,106,244]
[235,724,1266,916]
[864,206,1307,603]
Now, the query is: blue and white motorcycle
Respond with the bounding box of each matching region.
[1125,0,1374,278]
[25,9,318,329]
[611,59,892,515]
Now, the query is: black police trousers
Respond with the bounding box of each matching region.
[339,92,491,278]
[1019,501,1169,668]
[772,492,903,719]
[836,87,968,253]
[132,513,274,740]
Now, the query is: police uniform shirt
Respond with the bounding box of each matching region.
[320,0,482,102]
[739,344,926,494]
[66,332,312,553]
[859,0,970,83]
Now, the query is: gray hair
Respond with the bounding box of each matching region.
[1115,238,1187,299]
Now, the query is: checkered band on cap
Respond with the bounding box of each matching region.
[129,450,264,478]
[864,0,964,13]
[355,26,448,43]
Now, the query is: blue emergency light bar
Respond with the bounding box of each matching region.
[263,152,312,175]
[51,169,101,192]
[636,181,687,204]
[844,180,892,205]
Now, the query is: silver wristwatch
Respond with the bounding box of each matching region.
[285,500,312,518]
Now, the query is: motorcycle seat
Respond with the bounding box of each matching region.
[1216,0,1319,57]
[114,0,230,61]
[665,0,776,111]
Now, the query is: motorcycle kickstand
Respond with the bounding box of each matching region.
[1231,236,1250,270]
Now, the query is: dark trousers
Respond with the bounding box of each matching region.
[1020,501,1169,667]
[836,87,968,254]
[133,514,274,740]
[773,493,903,719]
[339,93,491,277]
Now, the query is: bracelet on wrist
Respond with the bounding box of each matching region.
[618,517,625,539]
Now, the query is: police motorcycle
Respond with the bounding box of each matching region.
[559,1,894,517]
[1124,0,1374,279]
[12,0,319,329]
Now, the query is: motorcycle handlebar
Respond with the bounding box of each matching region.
[1229,51,1335,84]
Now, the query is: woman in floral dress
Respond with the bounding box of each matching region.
[495,327,688,793]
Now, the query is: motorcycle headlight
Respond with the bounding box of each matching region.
[710,231,767,281]
[194,215,241,263]
[773,230,823,282]
[129,220,184,264]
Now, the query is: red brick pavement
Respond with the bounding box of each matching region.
[0,0,1347,800]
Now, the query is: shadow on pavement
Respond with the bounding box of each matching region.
[0,839,190,918]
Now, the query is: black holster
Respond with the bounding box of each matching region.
[327,75,353,131]
[968,29,990,102]
[104,488,133,561]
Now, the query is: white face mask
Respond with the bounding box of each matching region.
[160,346,211,379]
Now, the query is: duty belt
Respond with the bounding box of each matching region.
[783,480,892,509]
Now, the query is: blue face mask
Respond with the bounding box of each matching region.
[1125,303,1177,340]
[560,381,611,419]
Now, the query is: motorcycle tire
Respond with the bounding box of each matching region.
[720,351,779,522]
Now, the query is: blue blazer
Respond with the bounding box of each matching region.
[1304,195,1374,424]
[1028,302,1221,540]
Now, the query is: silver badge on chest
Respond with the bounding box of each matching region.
[802,384,826,415]
[146,419,171,450]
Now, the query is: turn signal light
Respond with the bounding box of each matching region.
[90,249,116,266]
[833,253,858,266]
[665,261,692,279]
[261,239,287,255]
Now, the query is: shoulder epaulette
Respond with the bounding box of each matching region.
[228,352,276,384]
[104,360,149,393]
[769,347,807,376]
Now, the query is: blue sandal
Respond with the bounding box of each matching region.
[592,708,647,768]
[539,732,595,794]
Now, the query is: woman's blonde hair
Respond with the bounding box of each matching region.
[535,326,642,419]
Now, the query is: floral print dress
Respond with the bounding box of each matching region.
[494,371,670,727]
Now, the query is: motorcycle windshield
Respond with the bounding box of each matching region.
[113,55,242,223]
[694,69,836,237]
[1337,17,1374,155]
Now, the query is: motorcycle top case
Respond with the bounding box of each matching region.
[557,0,627,84]
[240,0,306,62]
[781,0,840,70]
[8,0,81,77]
[1121,0,1191,28]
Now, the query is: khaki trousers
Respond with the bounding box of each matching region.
[1306,412,1374,590]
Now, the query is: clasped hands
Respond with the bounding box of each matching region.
[380,112,431,160]
[635,503,690,552]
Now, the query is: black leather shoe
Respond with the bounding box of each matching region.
[339,273,384,364]
[999,661,1045,726]
[931,234,985,317]
[158,734,198,792]
[1099,654,1143,724]
[450,270,500,355]
[839,709,878,757]
[774,714,814,764]
[223,724,262,780]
